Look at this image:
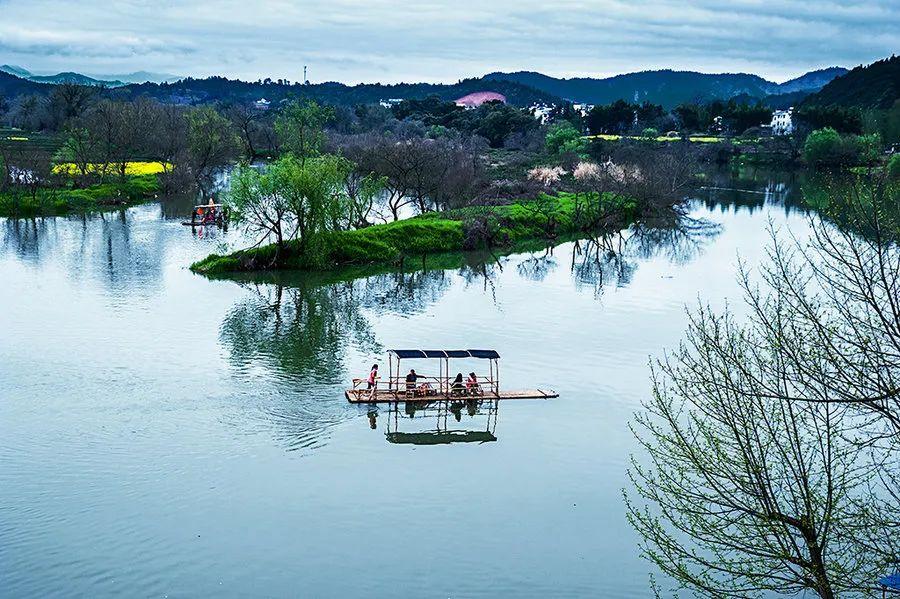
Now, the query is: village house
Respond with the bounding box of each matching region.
[771,107,794,135]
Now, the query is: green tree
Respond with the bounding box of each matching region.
[803,127,846,165]
[470,102,538,148]
[888,152,900,178]
[275,100,334,162]
[226,153,353,266]
[640,127,659,141]
[586,100,635,135]
[545,122,584,155]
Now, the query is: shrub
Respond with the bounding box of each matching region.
[545,122,585,156]
[803,128,880,167]
[888,153,900,179]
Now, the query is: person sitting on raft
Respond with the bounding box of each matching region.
[451,373,465,396]
[405,369,420,396]
[466,372,481,395]
[202,197,217,224]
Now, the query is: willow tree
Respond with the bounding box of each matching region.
[226,153,352,267]
[626,175,900,598]
[275,100,334,163]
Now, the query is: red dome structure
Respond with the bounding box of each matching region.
[454,91,507,108]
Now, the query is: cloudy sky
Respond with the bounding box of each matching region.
[1,0,897,84]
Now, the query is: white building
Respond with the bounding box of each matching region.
[253,98,271,111]
[771,107,794,136]
[379,98,403,108]
[530,103,554,123]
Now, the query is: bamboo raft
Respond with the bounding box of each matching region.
[347,348,558,403]
[346,388,557,403]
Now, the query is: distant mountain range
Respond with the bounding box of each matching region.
[2,59,895,113]
[0,65,180,87]
[484,67,848,108]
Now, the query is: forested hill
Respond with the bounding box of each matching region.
[801,56,899,109]
[117,76,561,107]
[484,68,846,108]
[0,70,50,97]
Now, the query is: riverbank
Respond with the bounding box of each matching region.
[0,174,161,218]
[191,192,637,275]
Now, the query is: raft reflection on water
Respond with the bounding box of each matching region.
[367,398,499,445]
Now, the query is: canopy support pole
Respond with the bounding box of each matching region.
[495,358,500,397]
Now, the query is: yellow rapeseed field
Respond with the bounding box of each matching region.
[584,134,725,143]
[52,161,170,176]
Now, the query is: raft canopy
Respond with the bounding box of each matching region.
[388,349,500,360]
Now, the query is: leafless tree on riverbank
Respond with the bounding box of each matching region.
[626,175,900,597]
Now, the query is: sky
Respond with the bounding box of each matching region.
[0,0,897,84]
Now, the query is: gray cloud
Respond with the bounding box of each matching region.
[0,0,896,83]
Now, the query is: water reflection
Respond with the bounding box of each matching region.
[568,211,721,297]
[1,208,172,295]
[373,398,500,445]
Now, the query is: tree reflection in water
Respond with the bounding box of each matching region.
[218,268,454,450]
[570,210,721,298]
[516,247,558,282]
[217,203,721,449]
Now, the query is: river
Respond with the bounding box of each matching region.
[1,168,816,597]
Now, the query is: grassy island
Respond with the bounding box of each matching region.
[0,173,161,218]
[191,192,637,275]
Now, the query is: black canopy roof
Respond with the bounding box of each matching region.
[389,349,500,360]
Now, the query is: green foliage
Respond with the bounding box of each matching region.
[194,190,638,274]
[391,96,538,147]
[275,100,334,160]
[641,127,659,140]
[796,105,863,134]
[888,153,900,179]
[803,127,882,167]
[861,102,900,144]
[0,173,159,217]
[187,105,239,185]
[544,122,584,155]
[586,99,636,135]
[226,153,353,264]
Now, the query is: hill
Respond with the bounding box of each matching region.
[120,76,561,107]
[91,71,181,84]
[801,56,899,109]
[776,67,848,94]
[1,65,129,87]
[26,72,126,87]
[484,68,846,107]
[0,70,49,97]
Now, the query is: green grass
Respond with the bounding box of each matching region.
[0,174,161,218]
[191,192,637,275]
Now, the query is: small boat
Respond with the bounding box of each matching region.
[182,203,229,227]
[346,348,559,403]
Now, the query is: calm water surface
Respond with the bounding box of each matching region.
[1,170,813,597]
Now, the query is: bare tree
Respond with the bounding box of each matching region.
[46,83,97,129]
[626,175,900,598]
[226,102,260,160]
[627,315,877,598]
[186,105,239,194]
